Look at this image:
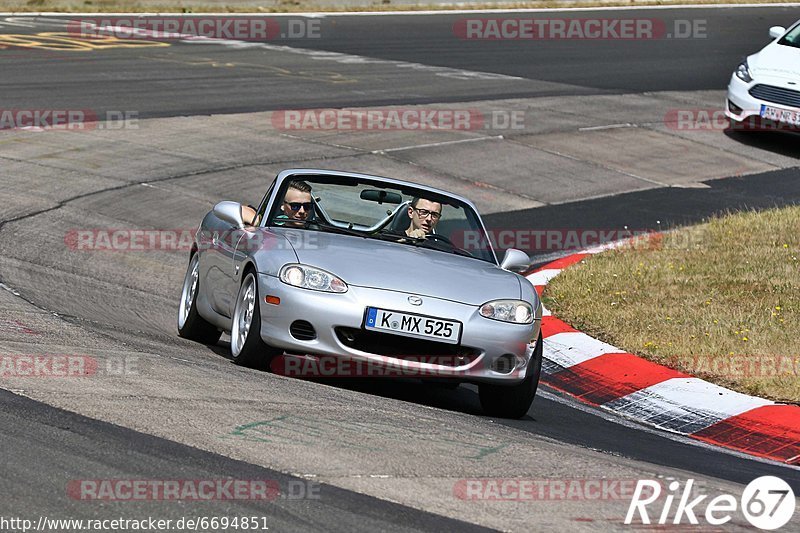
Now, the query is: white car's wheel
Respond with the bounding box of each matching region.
[479,332,543,419]
[231,271,278,369]
[177,253,222,344]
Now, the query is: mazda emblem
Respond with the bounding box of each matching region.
[408,296,423,306]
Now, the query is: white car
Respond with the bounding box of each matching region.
[726,20,800,131]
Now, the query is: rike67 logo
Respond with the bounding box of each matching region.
[626,476,796,530]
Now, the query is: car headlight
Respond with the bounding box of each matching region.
[279,264,347,293]
[735,60,753,83]
[479,300,533,324]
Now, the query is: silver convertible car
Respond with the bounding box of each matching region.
[177,169,543,418]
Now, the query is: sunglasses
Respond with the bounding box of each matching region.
[284,201,313,212]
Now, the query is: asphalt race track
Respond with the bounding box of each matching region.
[1,7,800,115]
[0,7,799,532]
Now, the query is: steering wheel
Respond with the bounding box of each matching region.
[423,233,455,246]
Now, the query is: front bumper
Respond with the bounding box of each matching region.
[256,273,541,384]
[725,73,800,129]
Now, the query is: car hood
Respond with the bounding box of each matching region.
[751,45,800,80]
[273,229,521,305]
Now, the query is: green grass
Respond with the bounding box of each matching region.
[545,206,800,404]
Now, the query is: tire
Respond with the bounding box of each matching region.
[178,253,222,345]
[479,332,543,419]
[230,271,279,369]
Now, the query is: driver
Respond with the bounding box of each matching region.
[405,197,442,238]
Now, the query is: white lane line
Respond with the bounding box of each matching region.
[375,136,500,153]
[75,23,522,81]
[0,283,22,297]
[182,36,523,81]
[140,182,173,192]
[579,123,637,131]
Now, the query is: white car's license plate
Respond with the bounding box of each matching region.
[760,105,800,126]
[365,307,461,344]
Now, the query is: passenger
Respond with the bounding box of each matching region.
[273,180,314,227]
[242,180,314,228]
[242,204,260,227]
[280,180,313,223]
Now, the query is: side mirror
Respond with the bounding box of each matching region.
[213,201,244,229]
[500,248,530,272]
[769,26,785,39]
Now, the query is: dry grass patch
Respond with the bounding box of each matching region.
[545,206,800,404]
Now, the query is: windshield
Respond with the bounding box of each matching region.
[779,23,800,48]
[267,175,496,264]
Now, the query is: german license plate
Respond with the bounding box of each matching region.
[760,105,800,126]
[365,307,461,344]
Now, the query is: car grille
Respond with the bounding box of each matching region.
[334,327,480,366]
[748,84,800,109]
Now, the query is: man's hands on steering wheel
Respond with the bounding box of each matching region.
[422,233,455,246]
[407,231,455,246]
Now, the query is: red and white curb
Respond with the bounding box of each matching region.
[526,251,800,465]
